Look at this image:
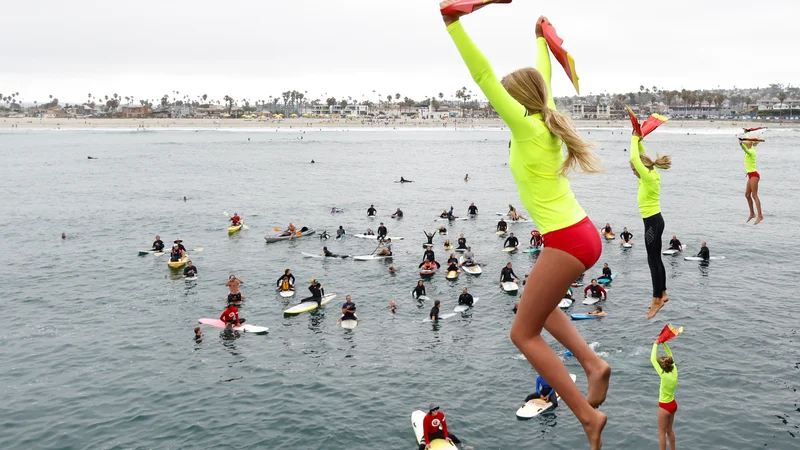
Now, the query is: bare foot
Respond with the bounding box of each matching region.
[646,297,664,320]
[746,214,755,223]
[754,215,763,225]
[582,409,608,450]
[661,290,669,304]
[586,360,611,408]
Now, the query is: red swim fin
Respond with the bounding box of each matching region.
[656,323,684,344]
[440,0,512,15]
[640,114,668,138]
[625,105,642,136]
[541,22,580,94]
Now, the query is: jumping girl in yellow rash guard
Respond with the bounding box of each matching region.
[629,134,672,319]
[442,7,608,448]
[651,341,678,450]
[740,138,763,224]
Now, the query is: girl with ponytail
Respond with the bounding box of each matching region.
[651,340,678,450]
[442,6,607,449]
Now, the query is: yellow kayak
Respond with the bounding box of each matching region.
[228,223,243,233]
[168,255,188,268]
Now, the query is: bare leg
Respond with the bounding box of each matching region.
[745,181,755,222]
[542,306,611,408]
[751,177,763,224]
[657,407,670,450]
[666,410,676,450]
[511,248,607,449]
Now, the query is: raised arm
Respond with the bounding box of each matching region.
[630,136,655,180]
[535,37,555,110]
[447,20,529,134]
[650,342,661,373]
[740,142,755,156]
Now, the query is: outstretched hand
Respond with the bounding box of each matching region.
[535,16,549,38]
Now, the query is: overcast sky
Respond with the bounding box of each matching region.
[1,0,796,104]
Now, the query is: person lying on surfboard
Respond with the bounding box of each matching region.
[587,305,606,316]
[668,235,682,251]
[438,225,447,234]
[323,247,341,258]
[525,375,558,407]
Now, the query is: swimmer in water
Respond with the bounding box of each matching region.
[389,300,397,313]
[194,326,203,342]
[444,11,608,447]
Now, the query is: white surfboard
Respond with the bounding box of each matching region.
[283,293,337,316]
[197,318,268,334]
[454,297,479,312]
[352,234,404,240]
[435,217,468,221]
[582,296,602,305]
[663,245,686,255]
[503,247,518,253]
[341,319,358,329]
[353,254,393,261]
[558,298,573,309]
[502,282,519,293]
[495,230,506,235]
[622,243,633,248]
[278,289,295,298]
[516,374,577,419]
[185,275,198,281]
[461,264,482,275]
[684,256,725,261]
[423,312,457,323]
[411,410,458,450]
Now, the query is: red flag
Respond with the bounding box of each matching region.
[626,105,668,139]
[656,323,684,344]
[541,22,580,94]
[440,0,512,15]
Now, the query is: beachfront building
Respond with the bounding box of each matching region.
[120,105,151,118]
[571,102,614,119]
[304,104,369,117]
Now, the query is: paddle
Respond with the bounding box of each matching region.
[224,211,249,230]
[273,227,301,237]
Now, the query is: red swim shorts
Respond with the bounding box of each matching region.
[747,171,760,179]
[659,399,678,414]
[542,216,602,269]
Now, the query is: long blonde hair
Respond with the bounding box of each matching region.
[639,153,672,170]
[501,68,602,176]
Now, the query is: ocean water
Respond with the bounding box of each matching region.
[0,126,798,449]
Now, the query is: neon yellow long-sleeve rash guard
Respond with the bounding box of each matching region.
[651,342,678,403]
[448,21,586,234]
[741,143,757,173]
[630,136,661,218]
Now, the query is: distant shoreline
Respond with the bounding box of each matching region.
[1,117,794,131]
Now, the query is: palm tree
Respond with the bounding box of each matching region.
[777,91,787,117]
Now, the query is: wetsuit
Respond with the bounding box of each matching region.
[220,305,245,325]
[584,284,607,300]
[425,233,435,244]
[669,238,682,251]
[367,207,377,216]
[458,293,474,306]
[500,267,518,282]
[440,212,449,218]
[413,285,426,298]
[377,226,387,239]
[525,375,558,407]
[496,221,507,232]
[341,302,357,321]
[457,237,467,249]
[336,228,345,239]
[152,239,164,251]
[504,236,519,248]
[302,284,324,304]
[183,265,198,276]
[620,231,633,242]
[323,248,338,257]
[697,246,710,261]
[429,305,440,321]
[449,21,600,269]
[423,249,435,263]
[446,263,459,272]
[419,411,461,450]
[394,209,404,218]
[632,136,666,298]
[601,267,612,279]
[276,274,295,289]
[468,205,478,215]
[651,343,678,414]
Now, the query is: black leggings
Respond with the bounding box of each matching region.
[643,213,666,297]
[419,431,460,450]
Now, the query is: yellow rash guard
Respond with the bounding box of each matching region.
[651,342,677,403]
[740,143,757,173]
[630,136,661,218]
[448,21,586,234]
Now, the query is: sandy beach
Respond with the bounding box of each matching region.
[1,116,794,131]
